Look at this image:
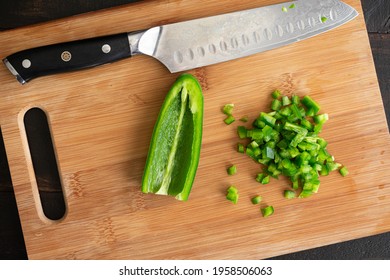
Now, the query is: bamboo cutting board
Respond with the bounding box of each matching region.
[1,0,390,259]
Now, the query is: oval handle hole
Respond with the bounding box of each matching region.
[24,108,66,221]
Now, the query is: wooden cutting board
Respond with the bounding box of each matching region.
[1,0,389,259]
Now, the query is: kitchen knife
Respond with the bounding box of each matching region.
[3,0,358,84]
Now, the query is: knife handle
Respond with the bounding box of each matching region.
[3,33,131,84]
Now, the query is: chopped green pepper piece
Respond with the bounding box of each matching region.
[327,161,341,172]
[227,165,237,175]
[313,123,323,134]
[313,113,329,125]
[237,143,245,153]
[282,6,288,12]
[224,115,235,125]
[261,206,274,217]
[237,126,247,139]
[317,138,328,148]
[249,140,259,149]
[246,144,261,159]
[284,121,308,135]
[321,16,328,23]
[240,115,249,122]
[272,90,281,99]
[256,173,270,184]
[292,179,299,190]
[250,129,263,140]
[222,103,234,115]
[260,112,276,127]
[300,118,313,130]
[299,190,313,198]
[226,186,239,204]
[282,95,291,106]
[301,96,320,115]
[262,175,270,184]
[291,94,300,105]
[265,146,275,159]
[290,103,303,119]
[339,166,349,177]
[290,132,306,147]
[289,3,296,9]
[255,173,264,183]
[251,195,262,205]
[142,74,203,201]
[262,125,274,142]
[284,189,296,199]
[271,99,282,111]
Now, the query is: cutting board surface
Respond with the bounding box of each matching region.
[1,0,390,259]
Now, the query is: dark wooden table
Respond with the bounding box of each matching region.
[0,0,389,260]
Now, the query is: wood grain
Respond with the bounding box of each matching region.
[1,0,390,259]
[369,33,390,126]
[0,0,141,31]
[360,0,390,33]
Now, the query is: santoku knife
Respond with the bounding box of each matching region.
[3,0,358,84]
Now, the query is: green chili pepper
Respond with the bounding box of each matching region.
[141,74,203,201]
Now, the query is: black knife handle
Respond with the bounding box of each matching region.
[3,33,131,84]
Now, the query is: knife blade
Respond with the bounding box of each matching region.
[3,0,358,84]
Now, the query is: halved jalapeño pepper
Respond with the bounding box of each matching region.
[142,74,203,201]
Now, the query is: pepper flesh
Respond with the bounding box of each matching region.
[141,74,203,201]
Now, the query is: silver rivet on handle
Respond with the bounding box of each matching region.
[61,51,72,62]
[102,44,111,54]
[22,59,31,68]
